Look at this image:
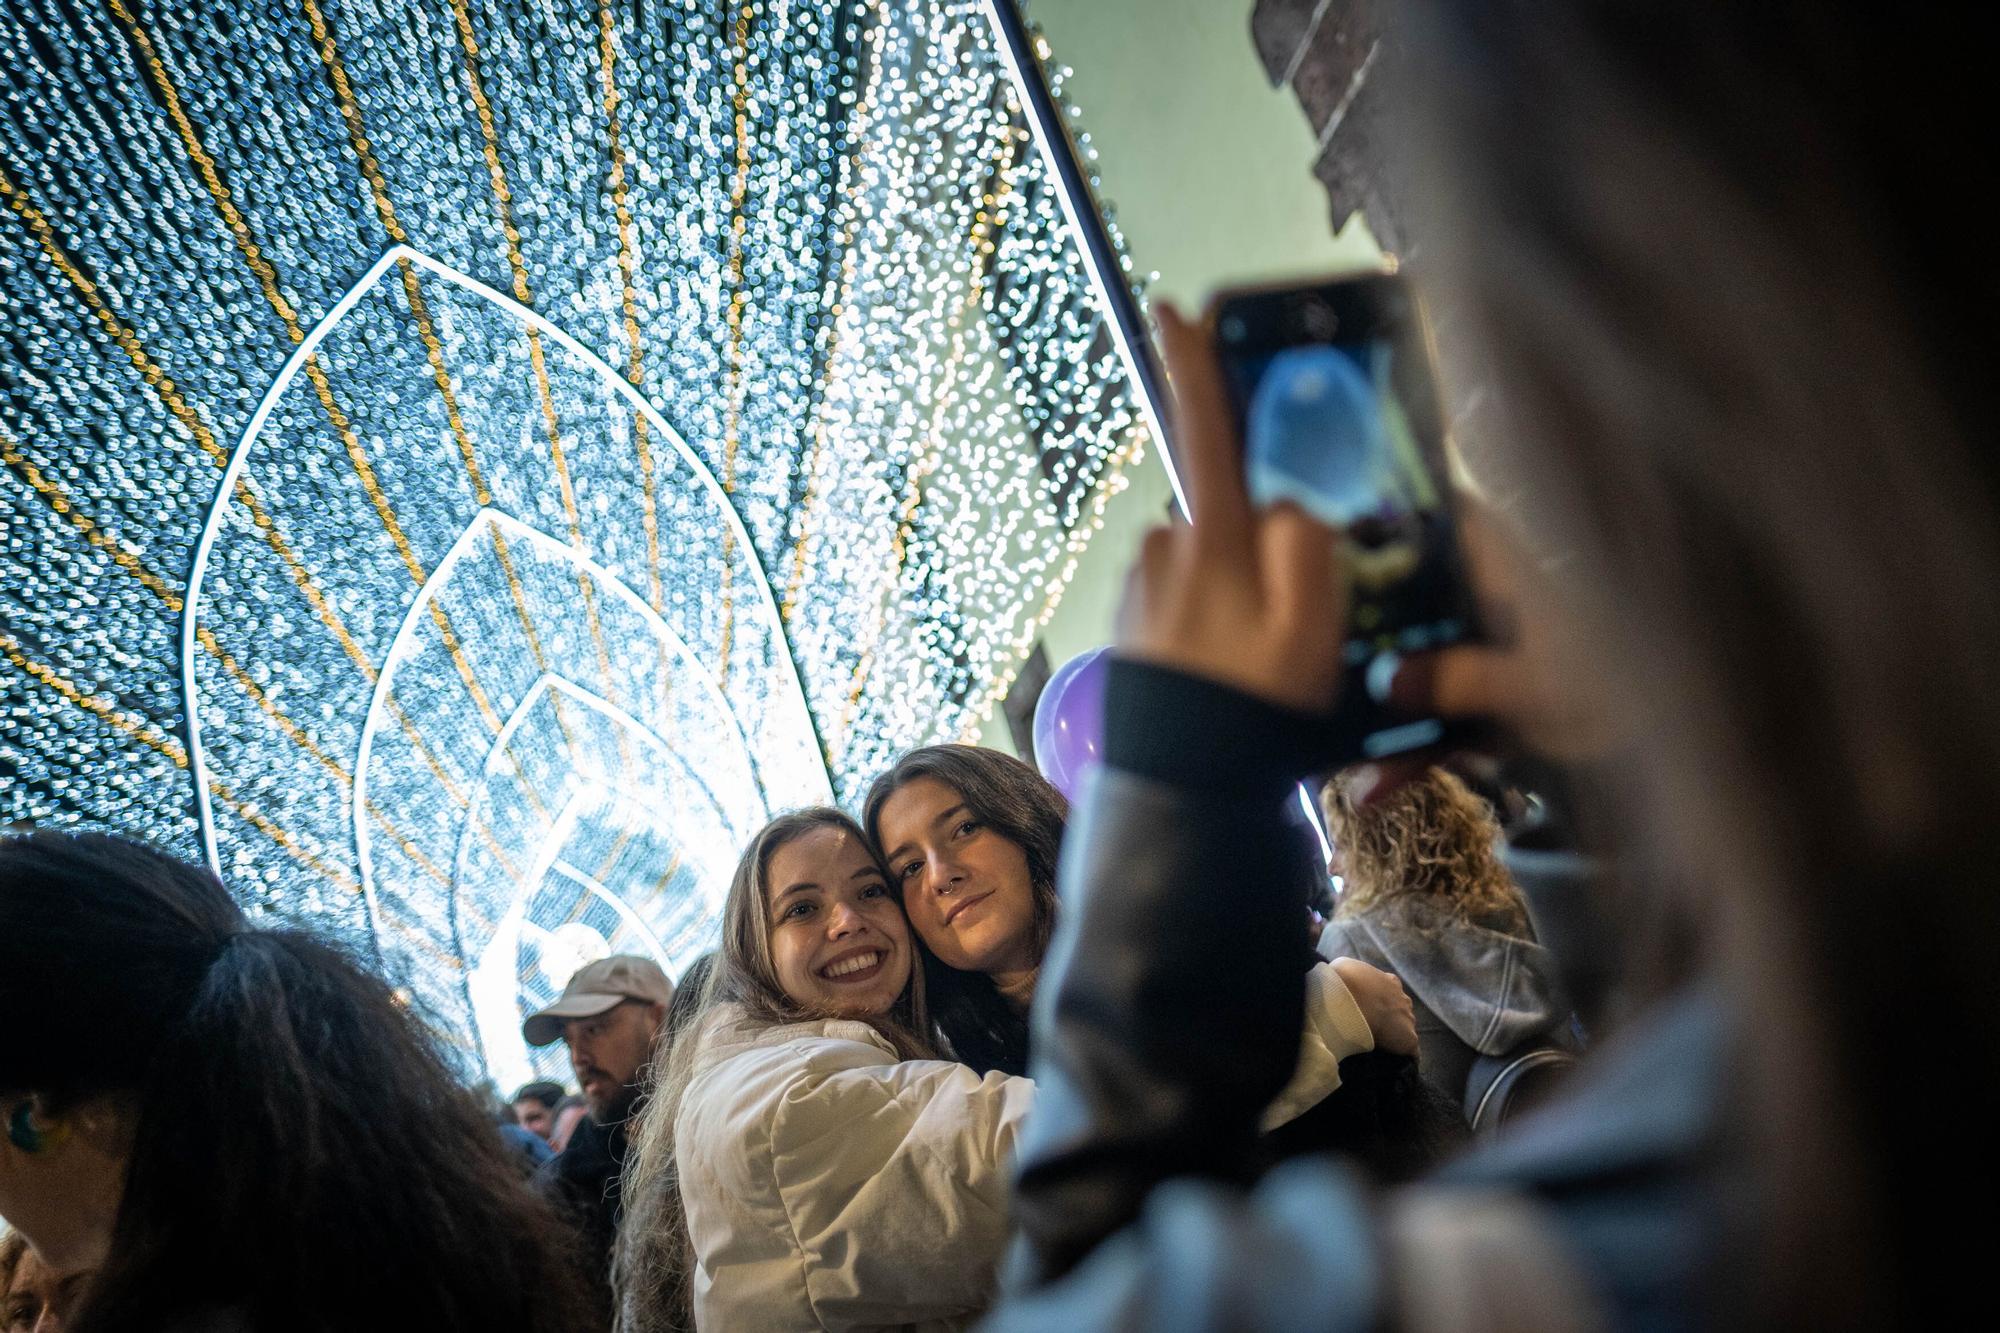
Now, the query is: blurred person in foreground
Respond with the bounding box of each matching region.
[984,4,1994,1326]
[525,956,671,1318]
[0,831,592,1332]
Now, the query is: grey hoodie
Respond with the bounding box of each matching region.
[1317,895,1576,1108]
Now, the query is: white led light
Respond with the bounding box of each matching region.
[4,0,1151,1078]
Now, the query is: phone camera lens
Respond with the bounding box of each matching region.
[1300,301,1337,339]
[1219,315,1246,342]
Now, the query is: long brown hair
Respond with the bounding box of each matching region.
[862,745,1069,1075]
[1408,3,1997,1322]
[614,809,934,1333]
[0,831,595,1333]
[1321,767,1527,930]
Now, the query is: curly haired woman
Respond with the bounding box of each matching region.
[1318,767,1577,1110]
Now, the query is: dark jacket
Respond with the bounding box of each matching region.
[1318,896,1576,1107]
[537,1110,628,1322]
[987,661,1732,1331]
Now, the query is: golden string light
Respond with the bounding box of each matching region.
[4,0,1148,1082]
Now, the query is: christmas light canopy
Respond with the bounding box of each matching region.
[1,0,1147,1082]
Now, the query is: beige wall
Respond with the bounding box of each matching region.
[973,0,1377,753]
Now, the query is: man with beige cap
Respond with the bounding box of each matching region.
[525,954,672,1319]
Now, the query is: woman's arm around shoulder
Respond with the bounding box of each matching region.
[768,1043,1037,1326]
[1261,961,1379,1131]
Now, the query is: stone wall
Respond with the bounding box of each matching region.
[1250,0,1408,257]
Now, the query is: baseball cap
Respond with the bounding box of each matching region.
[522,954,674,1047]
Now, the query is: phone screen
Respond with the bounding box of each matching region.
[1215,274,1478,758]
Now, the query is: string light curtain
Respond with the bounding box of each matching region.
[0,0,1145,1082]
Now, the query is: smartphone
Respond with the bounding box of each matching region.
[1211,272,1480,760]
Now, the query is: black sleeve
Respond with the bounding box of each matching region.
[1007,660,1326,1285]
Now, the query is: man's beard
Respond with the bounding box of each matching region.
[589,1078,642,1126]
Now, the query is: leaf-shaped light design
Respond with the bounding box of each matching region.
[5,0,1159,1085]
[455,678,739,1088]
[183,247,826,1065]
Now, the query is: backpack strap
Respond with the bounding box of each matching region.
[1464,1046,1579,1133]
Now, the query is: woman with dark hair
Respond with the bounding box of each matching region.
[614,808,1029,1332]
[864,745,1415,1097]
[860,745,1066,1076]
[0,830,594,1333]
[865,748,1455,1184]
[983,3,1997,1326]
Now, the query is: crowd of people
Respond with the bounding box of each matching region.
[3,0,1990,1328]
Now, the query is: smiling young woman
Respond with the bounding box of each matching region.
[864,745,1418,1087]
[612,808,1035,1333]
[864,748,1065,1075]
[763,821,919,1018]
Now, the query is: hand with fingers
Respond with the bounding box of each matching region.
[1386,504,1614,755]
[1117,305,1348,716]
[1330,956,1420,1057]
[1349,501,1624,804]
[1126,304,1610,804]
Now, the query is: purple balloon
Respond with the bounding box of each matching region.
[1032,647,1111,800]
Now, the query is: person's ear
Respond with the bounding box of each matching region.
[6,1096,71,1155]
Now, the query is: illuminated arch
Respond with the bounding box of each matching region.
[351,510,771,939]
[181,244,830,880]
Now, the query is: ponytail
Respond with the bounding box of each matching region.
[612,1003,707,1333]
[0,832,594,1333]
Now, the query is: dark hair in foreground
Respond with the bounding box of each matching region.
[862,745,1069,1075]
[1413,3,1997,1321]
[0,831,593,1333]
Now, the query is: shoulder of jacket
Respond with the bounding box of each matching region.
[1316,915,1362,958]
[691,1003,896,1064]
[683,1016,904,1127]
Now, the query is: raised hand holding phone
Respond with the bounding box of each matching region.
[1379,502,1622,765]
[1214,273,1484,762]
[1114,305,1347,715]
